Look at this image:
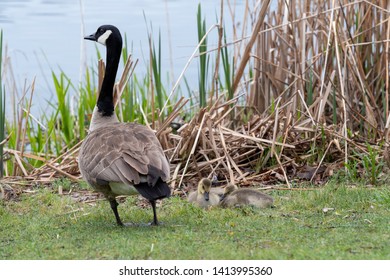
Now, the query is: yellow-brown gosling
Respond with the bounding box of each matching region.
[220,183,274,208]
[188,178,220,208]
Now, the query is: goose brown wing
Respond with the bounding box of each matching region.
[79,122,170,186]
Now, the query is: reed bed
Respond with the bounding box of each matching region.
[1,0,390,194]
[0,30,5,179]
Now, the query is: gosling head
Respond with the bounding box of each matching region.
[220,183,238,200]
[198,178,212,201]
[84,24,122,47]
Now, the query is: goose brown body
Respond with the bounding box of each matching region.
[79,122,170,200]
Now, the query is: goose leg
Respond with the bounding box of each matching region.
[149,200,159,226]
[109,199,124,226]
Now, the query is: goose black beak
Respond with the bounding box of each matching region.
[204,192,210,201]
[84,33,97,41]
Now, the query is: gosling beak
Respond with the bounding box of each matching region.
[84,33,97,41]
[204,192,210,201]
[220,194,226,201]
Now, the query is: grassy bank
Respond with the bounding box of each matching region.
[0,0,390,261]
[1,180,389,259]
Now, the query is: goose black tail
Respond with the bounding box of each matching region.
[134,178,171,201]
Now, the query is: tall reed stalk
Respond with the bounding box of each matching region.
[245,0,388,132]
[197,3,209,108]
[52,72,74,148]
[0,30,5,178]
[221,29,234,101]
[151,31,164,114]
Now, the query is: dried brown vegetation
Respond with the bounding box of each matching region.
[1,0,390,193]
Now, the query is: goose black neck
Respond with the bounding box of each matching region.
[97,38,122,117]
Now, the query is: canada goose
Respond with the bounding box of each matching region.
[79,25,170,226]
[220,183,274,208]
[188,178,220,208]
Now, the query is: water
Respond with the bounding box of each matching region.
[0,0,247,114]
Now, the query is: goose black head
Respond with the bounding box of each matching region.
[84,25,122,47]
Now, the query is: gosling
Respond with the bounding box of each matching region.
[220,183,274,208]
[188,178,220,208]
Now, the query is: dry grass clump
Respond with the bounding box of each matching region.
[165,0,390,189]
[248,0,389,137]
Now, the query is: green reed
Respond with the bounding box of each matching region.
[52,71,75,147]
[197,3,209,108]
[151,30,164,113]
[221,28,234,101]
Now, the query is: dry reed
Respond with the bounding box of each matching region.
[1,0,389,193]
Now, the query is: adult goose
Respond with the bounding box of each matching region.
[220,183,274,208]
[79,25,170,226]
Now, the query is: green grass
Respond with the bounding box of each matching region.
[1,180,390,259]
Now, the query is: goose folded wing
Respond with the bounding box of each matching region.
[80,123,169,186]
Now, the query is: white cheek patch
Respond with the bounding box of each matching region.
[97,30,112,45]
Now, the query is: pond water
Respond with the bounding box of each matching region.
[0,0,247,114]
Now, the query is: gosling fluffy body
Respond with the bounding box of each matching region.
[220,183,274,208]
